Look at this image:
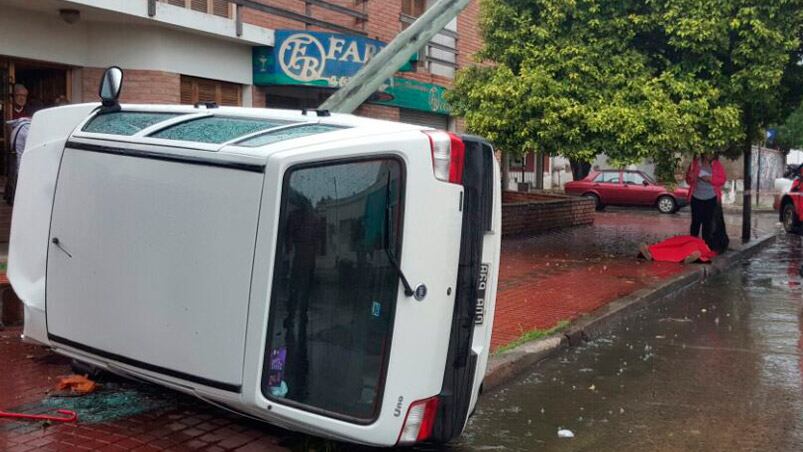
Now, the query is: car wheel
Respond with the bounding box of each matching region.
[782,202,801,234]
[657,196,677,214]
[584,193,604,211]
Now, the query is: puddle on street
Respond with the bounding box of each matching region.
[455,235,803,451]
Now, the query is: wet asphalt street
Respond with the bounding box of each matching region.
[455,233,803,451]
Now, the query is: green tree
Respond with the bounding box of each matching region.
[777,102,803,150]
[448,0,803,184]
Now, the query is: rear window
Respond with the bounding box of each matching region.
[82,112,180,136]
[236,124,346,147]
[262,158,403,421]
[149,117,291,144]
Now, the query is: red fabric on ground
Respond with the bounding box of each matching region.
[647,235,716,263]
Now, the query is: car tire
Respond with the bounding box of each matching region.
[657,196,677,214]
[584,193,604,211]
[782,202,801,234]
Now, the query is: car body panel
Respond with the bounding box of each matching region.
[565,170,688,211]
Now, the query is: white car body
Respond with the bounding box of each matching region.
[8,103,501,447]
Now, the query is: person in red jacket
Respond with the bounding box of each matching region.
[685,152,727,245]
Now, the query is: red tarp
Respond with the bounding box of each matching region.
[647,235,716,263]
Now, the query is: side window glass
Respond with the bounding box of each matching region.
[149,117,292,144]
[624,172,645,185]
[82,112,180,136]
[237,124,346,147]
[595,172,620,184]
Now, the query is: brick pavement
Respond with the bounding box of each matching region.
[0,208,780,450]
[491,208,779,349]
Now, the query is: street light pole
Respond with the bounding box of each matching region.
[320,0,471,113]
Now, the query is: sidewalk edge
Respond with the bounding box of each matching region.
[482,232,779,392]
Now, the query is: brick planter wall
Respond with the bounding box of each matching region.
[502,191,595,237]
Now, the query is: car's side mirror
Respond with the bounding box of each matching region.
[98,66,123,112]
[642,180,650,186]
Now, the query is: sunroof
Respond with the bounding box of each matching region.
[236,124,347,147]
[150,117,291,144]
[82,112,180,136]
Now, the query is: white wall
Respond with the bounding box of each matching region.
[1,5,256,85]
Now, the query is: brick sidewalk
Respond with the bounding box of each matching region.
[0,208,780,450]
[491,208,779,350]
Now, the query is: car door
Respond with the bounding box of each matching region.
[622,171,656,205]
[592,170,623,205]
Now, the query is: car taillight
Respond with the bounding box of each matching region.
[424,131,465,185]
[396,396,440,445]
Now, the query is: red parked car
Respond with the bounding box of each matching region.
[779,164,803,234]
[565,169,689,214]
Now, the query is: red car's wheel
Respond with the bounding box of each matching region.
[782,202,801,234]
[584,192,604,211]
[657,196,677,214]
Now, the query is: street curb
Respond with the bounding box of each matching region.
[482,232,780,392]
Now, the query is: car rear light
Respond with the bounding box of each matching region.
[396,396,440,445]
[424,131,465,185]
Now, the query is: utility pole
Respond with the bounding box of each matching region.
[320,0,471,113]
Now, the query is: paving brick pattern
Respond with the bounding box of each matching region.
[0,208,780,450]
[491,208,779,349]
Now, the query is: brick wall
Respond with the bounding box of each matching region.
[83,68,181,104]
[354,103,400,121]
[502,191,595,237]
[457,0,482,69]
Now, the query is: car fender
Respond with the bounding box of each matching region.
[780,194,802,222]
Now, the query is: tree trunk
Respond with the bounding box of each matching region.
[501,151,510,192]
[742,107,754,243]
[569,159,591,181]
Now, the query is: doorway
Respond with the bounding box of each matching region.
[1,58,71,241]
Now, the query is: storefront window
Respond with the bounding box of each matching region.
[263,158,403,421]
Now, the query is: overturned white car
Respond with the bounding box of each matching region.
[8,68,501,447]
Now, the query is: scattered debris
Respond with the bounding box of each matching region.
[0,408,77,423]
[53,375,98,396]
[557,428,575,438]
[588,384,596,391]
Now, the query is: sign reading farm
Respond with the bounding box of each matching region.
[254,30,394,87]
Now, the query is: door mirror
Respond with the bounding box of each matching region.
[98,66,123,110]
[642,180,650,186]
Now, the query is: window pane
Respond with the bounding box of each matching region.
[150,117,290,144]
[263,159,403,421]
[82,112,180,136]
[601,172,620,183]
[623,172,645,185]
[237,125,346,147]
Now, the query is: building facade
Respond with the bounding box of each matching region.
[1,0,482,132]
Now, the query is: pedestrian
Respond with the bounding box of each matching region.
[5,100,44,204]
[11,83,28,120]
[685,152,728,252]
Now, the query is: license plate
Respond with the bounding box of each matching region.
[475,263,490,325]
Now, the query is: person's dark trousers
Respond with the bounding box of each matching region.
[690,197,717,243]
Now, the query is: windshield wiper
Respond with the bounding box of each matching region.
[385,172,414,297]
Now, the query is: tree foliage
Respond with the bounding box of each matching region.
[447,0,803,180]
[777,102,803,150]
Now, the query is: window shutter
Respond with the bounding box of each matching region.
[165,0,186,7]
[220,84,240,106]
[190,0,207,12]
[180,77,194,105]
[212,0,230,17]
